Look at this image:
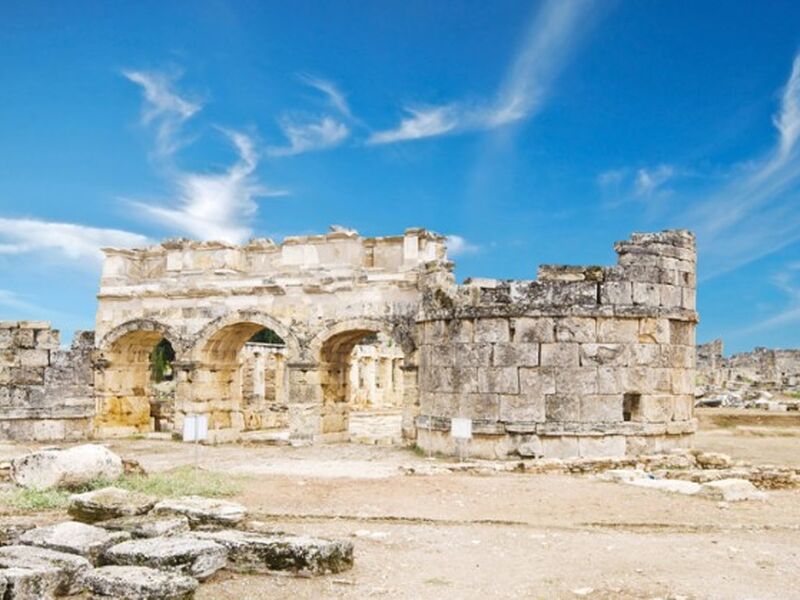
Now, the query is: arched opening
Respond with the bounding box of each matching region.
[96,329,178,436]
[192,322,289,436]
[320,329,405,444]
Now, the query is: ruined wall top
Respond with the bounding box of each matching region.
[421,229,697,322]
[100,227,448,290]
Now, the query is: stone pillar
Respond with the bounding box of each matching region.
[400,364,419,440]
[287,362,323,442]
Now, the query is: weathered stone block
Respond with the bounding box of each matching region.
[673,395,693,421]
[518,368,556,396]
[99,515,191,539]
[554,367,597,395]
[597,318,638,343]
[33,329,60,350]
[659,284,682,307]
[630,343,660,366]
[597,367,623,394]
[102,536,227,581]
[452,343,492,367]
[69,487,157,523]
[191,530,354,575]
[11,445,124,491]
[579,343,628,366]
[461,394,500,420]
[0,565,61,599]
[555,318,596,343]
[477,367,519,394]
[681,287,696,310]
[632,282,660,306]
[578,435,625,458]
[492,342,539,367]
[79,565,199,600]
[545,395,580,422]
[540,436,580,459]
[151,497,247,529]
[12,329,35,349]
[669,320,695,346]
[639,395,674,422]
[0,544,91,596]
[599,281,632,305]
[474,318,510,343]
[638,318,670,344]
[540,343,579,367]
[17,349,49,368]
[499,393,545,422]
[580,395,622,422]
[20,521,130,563]
[511,317,555,343]
[451,366,478,393]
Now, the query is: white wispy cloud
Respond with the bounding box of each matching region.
[732,263,800,335]
[298,73,352,119]
[368,0,592,145]
[0,218,148,263]
[683,52,800,278]
[446,235,481,257]
[124,68,285,243]
[367,106,458,144]
[268,116,349,157]
[122,69,201,157]
[634,165,675,196]
[132,129,286,243]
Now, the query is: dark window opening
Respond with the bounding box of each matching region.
[623,393,641,422]
[150,339,176,383]
[248,328,285,346]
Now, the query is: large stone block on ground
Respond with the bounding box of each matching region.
[0,517,38,546]
[79,565,198,600]
[192,529,354,575]
[19,521,130,563]
[11,444,123,490]
[0,544,90,596]
[69,487,157,523]
[698,479,767,502]
[102,536,227,581]
[99,515,191,539]
[151,496,247,529]
[0,566,61,600]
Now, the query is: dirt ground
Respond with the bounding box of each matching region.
[1,410,799,599]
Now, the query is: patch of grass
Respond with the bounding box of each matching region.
[99,466,242,499]
[789,391,800,399]
[2,487,71,511]
[0,467,242,514]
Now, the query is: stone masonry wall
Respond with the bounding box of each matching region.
[416,230,698,459]
[0,321,94,441]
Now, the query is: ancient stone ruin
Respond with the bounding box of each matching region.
[0,227,699,458]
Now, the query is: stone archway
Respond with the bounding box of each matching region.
[311,318,419,443]
[182,311,302,442]
[95,319,183,437]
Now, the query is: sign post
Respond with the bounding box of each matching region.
[182,413,209,469]
[450,417,472,462]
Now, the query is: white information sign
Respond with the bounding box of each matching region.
[182,414,208,442]
[450,417,473,440]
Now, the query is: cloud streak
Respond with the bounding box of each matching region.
[267,116,349,157]
[446,234,480,257]
[122,69,201,157]
[368,0,593,144]
[682,53,800,278]
[0,218,148,263]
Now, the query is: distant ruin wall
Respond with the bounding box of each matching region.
[697,339,800,391]
[0,321,94,441]
[416,230,698,459]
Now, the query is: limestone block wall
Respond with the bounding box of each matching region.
[416,230,698,459]
[0,322,94,441]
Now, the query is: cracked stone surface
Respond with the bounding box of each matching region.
[102,536,227,581]
[69,486,156,523]
[151,496,247,529]
[19,521,130,563]
[0,544,91,596]
[98,514,191,539]
[79,565,199,600]
[192,529,355,575]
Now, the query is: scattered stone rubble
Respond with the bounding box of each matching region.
[402,448,800,491]
[0,489,354,599]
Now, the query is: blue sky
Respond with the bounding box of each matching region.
[1,0,800,353]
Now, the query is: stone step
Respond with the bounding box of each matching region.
[0,544,91,596]
[79,565,198,600]
[151,496,247,529]
[98,514,191,539]
[19,521,131,564]
[102,536,227,581]
[69,487,157,523]
[192,530,354,575]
